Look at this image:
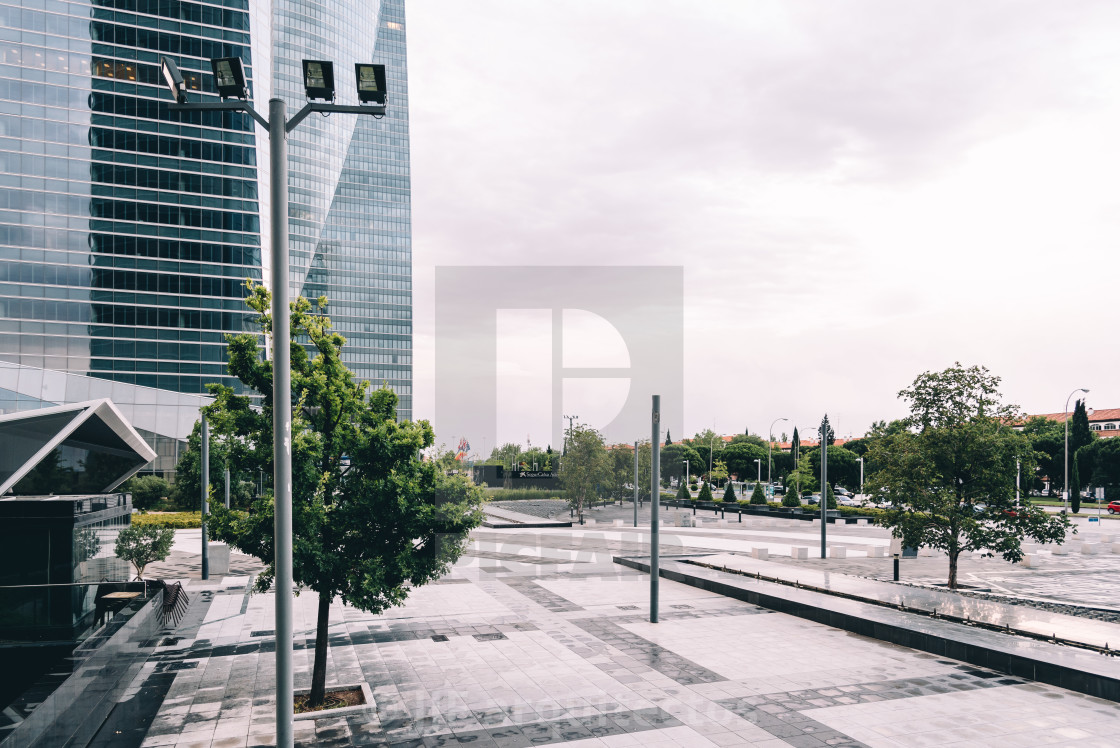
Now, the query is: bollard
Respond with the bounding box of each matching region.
[893,556,900,581]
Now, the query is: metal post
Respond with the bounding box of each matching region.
[200,412,209,580]
[270,97,294,748]
[650,395,660,623]
[224,467,231,509]
[633,440,639,527]
[820,416,828,559]
[893,557,900,581]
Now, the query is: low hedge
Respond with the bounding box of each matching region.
[131,511,202,529]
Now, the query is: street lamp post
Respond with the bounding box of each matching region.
[768,417,788,498]
[857,457,864,496]
[1063,388,1089,513]
[754,458,761,486]
[684,459,689,491]
[164,55,387,748]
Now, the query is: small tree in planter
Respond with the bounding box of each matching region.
[782,487,802,508]
[115,524,175,580]
[723,482,737,502]
[675,481,690,501]
[826,483,838,509]
[749,482,767,505]
[698,482,714,502]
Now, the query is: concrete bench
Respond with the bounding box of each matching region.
[1020,554,1036,568]
[751,548,768,560]
[1081,543,1102,555]
[694,518,703,528]
[918,547,936,557]
[856,519,869,526]
[1051,545,1068,555]
[867,546,884,558]
[584,519,596,526]
[790,546,808,560]
[830,546,847,559]
[1112,543,1120,555]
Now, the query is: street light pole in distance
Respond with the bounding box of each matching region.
[162,54,387,748]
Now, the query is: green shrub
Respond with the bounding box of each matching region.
[749,482,766,505]
[115,523,175,579]
[723,482,737,502]
[781,486,802,507]
[698,482,714,502]
[131,511,201,529]
[675,482,690,501]
[826,483,837,509]
[123,474,172,512]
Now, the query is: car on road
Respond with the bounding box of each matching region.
[1108,501,1120,515]
[805,494,822,505]
[837,496,859,507]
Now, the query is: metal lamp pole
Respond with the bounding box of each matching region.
[857,457,864,496]
[169,68,386,748]
[684,459,689,493]
[1063,388,1089,513]
[820,415,829,558]
[754,458,760,486]
[768,417,788,498]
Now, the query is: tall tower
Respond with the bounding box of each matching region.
[274,0,413,420]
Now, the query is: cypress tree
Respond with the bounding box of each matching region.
[675,481,689,501]
[723,482,736,502]
[749,482,767,504]
[698,482,714,502]
[826,483,837,509]
[1070,459,1082,515]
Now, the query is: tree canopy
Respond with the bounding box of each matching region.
[205,282,484,706]
[865,363,1070,588]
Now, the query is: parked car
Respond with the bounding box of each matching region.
[837,496,859,507]
[1108,501,1120,515]
[806,494,822,505]
[834,486,852,497]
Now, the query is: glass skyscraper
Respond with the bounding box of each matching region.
[0,0,413,464]
[276,0,412,420]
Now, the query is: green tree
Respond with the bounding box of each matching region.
[1068,399,1094,512]
[698,481,714,502]
[675,480,690,501]
[865,363,1071,588]
[710,459,729,487]
[749,482,767,505]
[206,282,485,706]
[487,442,523,467]
[665,430,672,446]
[607,444,635,501]
[1020,416,1063,496]
[808,446,860,492]
[781,485,801,508]
[115,524,174,580]
[721,442,766,483]
[723,481,736,502]
[660,443,701,484]
[1079,438,1120,501]
[123,474,172,511]
[825,483,837,509]
[561,424,609,518]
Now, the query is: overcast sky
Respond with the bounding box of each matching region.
[406,0,1120,454]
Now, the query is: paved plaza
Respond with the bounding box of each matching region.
[115,510,1120,748]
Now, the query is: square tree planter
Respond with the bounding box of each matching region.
[292,682,375,721]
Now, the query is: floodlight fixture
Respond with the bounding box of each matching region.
[354,63,387,105]
[160,56,186,104]
[302,60,336,101]
[210,57,248,100]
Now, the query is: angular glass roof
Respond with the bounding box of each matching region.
[0,400,157,497]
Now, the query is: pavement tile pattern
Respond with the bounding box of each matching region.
[88,520,1120,747]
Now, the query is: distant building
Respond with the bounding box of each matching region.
[1023,408,1120,438]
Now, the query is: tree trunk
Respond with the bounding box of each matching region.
[947,549,958,589]
[309,591,331,707]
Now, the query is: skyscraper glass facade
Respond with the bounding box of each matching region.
[275,0,412,420]
[0,0,264,397]
[0,0,411,448]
